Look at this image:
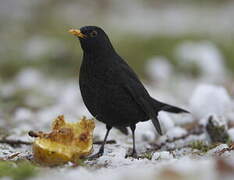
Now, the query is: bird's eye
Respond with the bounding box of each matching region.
[90,30,98,37]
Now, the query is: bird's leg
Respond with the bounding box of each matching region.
[130,124,138,158]
[98,125,111,154]
[88,125,112,159]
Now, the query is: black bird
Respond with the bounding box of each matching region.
[69,26,188,158]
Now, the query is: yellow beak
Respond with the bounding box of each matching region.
[68,29,86,38]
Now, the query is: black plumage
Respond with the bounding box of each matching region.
[69,26,189,158]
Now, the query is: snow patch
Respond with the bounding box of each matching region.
[175,41,226,82]
[166,127,187,140]
[190,84,232,119]
[158,111,175,132]
[14,108,33,122]
[152,151,173,160]
[228,128,234,141]
[207,144,229,155]
[146,56,173,82]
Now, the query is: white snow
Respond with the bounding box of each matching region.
[158,111,175,132]
[135,121,156,142]
[152,151,173,161]
[13,108,33,122]
[1,70,233,180]
[189,84,232,119]
[166,127,187,140]
[171,157,216,180]
[207,144,229,155]
[146,56,173,83]
[1,1,234,180]
[228,128,234,141]
[174,41,227,82]
[200,114,227,127]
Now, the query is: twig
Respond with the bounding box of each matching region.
[150,125,204,151]
[93,140,116,145]
[217,144,234,156]
[7,152,20,160]
[0,139,32,147]
[0,138,117,147]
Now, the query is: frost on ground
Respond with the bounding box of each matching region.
[1,0,234,179]
[0,64,233,180]
[0,42,234,179]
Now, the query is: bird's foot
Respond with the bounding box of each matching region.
[87,151,104,160]
[130,151,138,158]
[125,150,139,159]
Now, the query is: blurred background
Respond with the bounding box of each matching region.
[0,0,234,132]
[0,1,234,179]
[1,0,234,79]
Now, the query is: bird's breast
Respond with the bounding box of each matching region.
[78,56,147,126]
[79,58,119,114]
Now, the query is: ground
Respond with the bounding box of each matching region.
[1,1,234,180]
[0,59,234,179]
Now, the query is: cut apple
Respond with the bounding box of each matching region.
[30,115,95,166]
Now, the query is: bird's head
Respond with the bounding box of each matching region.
[69,26,114,54]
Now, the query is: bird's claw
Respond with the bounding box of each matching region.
[130,152,138,159]
[87,151,103,160]
[125,151,139,159]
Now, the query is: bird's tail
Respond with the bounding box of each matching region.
[151,98,189,114]
[148,98,188,136]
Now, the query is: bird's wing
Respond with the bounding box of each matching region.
[124,84,162,135]
[116,58,162,135]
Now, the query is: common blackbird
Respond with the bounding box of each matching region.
[69,26,189,158]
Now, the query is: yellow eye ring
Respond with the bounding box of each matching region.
[90,30,98,37]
